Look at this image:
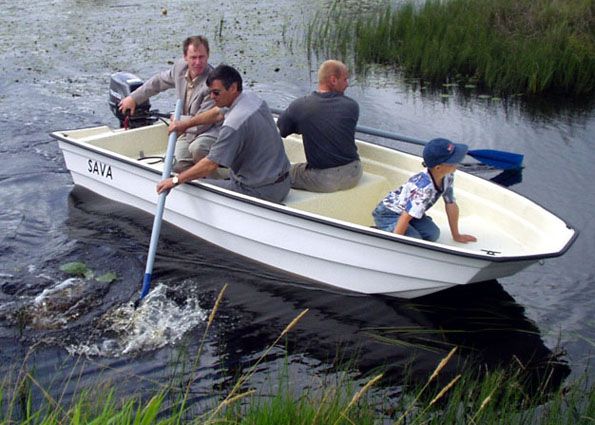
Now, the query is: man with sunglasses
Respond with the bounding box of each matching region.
[118,35,220,173]
[157,65,291,203]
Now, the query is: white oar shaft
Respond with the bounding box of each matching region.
[140,99,183,300]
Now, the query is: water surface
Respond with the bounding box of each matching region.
[1,0,594,415]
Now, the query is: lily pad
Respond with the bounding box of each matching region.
[60,261,94,279]
[96,272,118,283]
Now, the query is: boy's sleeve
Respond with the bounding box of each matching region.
[404,184,431,219]
[442,174,456,204]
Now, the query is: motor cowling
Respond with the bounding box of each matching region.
[108,72,156,128]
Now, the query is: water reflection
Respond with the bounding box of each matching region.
[356,65,595,124]
[212,275,569,395]
[489,167,523,187]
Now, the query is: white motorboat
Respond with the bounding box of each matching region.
[50,116,577,298]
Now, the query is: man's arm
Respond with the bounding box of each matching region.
[132,64,178,102]
[156,157,220,194]
[276,103,299,137]
[188,95,219,134]
[169,107,224,135]
[118,96,138,115]
[118,61,180,114]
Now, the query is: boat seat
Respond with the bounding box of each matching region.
[284,172,390,226]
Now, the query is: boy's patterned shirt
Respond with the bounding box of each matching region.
[382,170,455,219]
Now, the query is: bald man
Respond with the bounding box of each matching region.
[277,60,362,193]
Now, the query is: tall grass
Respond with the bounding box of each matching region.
[2,284,594,423]
[306,0,595,95]
[3,350,594,424]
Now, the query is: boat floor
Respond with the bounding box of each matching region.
[139,157,527,258]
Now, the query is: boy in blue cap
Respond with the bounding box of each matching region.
[372,138,477,243]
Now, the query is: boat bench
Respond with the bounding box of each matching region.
[284,172,390,226]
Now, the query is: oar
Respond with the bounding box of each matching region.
[269,107,523,170]
[136,99,183,305]
[356,124,524,170]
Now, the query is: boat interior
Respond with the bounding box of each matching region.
[56,122,575,258]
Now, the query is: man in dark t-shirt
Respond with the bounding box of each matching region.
[277,60,362,193]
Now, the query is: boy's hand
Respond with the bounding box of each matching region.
[453,234,477,243]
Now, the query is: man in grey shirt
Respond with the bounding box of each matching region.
[277,60,362,192]
[118,35,220,173]
[157,65,291,203]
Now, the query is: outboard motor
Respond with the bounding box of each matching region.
[108,72,156,128]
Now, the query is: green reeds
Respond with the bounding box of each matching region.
[6,346,593,424]
[305,0,595,96]
[2,286,595,424]
[2,351,595,424]
[221,375,380,425]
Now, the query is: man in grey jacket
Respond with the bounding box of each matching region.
[118,35,220,173]
[157,65,291,203]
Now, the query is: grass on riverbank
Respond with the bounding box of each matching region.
[306,0,595,96]
[2,350,594,424]
[2,284,594,423]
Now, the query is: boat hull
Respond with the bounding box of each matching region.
[52,124,576,298]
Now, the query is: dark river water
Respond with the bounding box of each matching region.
[1,0,594,416]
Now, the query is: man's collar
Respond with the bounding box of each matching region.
[185,65,210,83]
[228,91,244,109]
[186,70,200,84]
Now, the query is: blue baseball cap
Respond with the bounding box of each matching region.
[423,138,468,168]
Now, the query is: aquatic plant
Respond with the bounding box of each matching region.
[59,262,94,279]
[59,260,117,283]
[305,0,595,96]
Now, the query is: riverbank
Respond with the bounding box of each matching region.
[306,0,594,96]
[3,302,592,423]
[3,349,593,423]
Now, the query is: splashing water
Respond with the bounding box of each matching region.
[67,283,207,357]
[15,275,110,330]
